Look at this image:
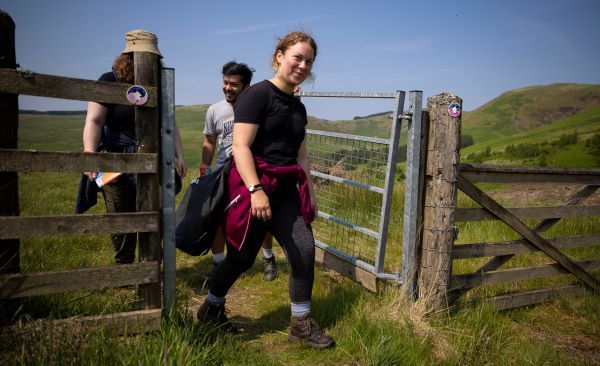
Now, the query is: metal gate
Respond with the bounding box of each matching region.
[301,91,424,290]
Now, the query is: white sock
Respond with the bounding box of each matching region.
[212,251,225,264]
[263,248,273,259]
[291,301,311,317]
[207,291,225,306]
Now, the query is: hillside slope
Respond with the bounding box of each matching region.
[462,83,600,144]
[461,106,600,168]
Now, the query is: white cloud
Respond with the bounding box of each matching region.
[211,16,327,35]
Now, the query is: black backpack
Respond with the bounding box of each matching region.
[175,159,230,256]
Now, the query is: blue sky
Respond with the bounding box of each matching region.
[2,0,599,120]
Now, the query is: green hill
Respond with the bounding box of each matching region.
[462,83,600,144]
[461,106,600,168]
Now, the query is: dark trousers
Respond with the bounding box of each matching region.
[101,175,137,264]
[209,189,315,303]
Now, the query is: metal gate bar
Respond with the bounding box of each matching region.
[401,91,424,296]
[161,68,176,310]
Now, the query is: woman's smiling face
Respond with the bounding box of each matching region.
[275,41,315,87]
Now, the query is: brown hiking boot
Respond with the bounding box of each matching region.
[196,301,238,334]
[288,313,334,349]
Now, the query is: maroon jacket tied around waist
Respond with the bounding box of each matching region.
[224,157,315,251]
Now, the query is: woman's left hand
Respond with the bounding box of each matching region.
[176,158,187,179]
[310,192,318,216]
[251,190,272,221]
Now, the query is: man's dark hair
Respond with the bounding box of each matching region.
[222,61,253,86]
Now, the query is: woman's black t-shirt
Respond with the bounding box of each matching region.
[99,72,136,140]
[233,80,307,166]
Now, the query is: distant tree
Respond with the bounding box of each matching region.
[586,133,600,164]
[460,134,474,148]
[483,146,492,157]
[554,132,579,147]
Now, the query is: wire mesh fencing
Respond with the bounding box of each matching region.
[307,130,391,267]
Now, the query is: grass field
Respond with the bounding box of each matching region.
[1,105,599,365]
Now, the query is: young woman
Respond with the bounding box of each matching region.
[197,31,334,349]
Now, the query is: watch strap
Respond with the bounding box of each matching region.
[248,184,263,193]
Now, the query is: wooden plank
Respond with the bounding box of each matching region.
[460,163,600,184]
[460,163,600,175]
[0,68,157,107]
[453,234,600,259]
[69,309,162,335]
[134,51,162,310]
[457,174,600,292]
[451,260,600,290]
[0,212,159,239]
[455,205,600,222]
[315,246,378,292]
[0,262,159,299]
[488,285,584,311]
[0,149,157,173]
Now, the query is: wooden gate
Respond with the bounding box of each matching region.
[0,12,167,332]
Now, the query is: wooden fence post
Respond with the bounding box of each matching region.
[417,92,462,312]
[0,11,21,325]
[134,51,162,310]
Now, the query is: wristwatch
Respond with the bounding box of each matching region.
[248,184,263,193]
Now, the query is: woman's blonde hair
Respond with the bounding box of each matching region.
[270,31,317,71]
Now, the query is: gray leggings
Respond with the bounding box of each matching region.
[209,189,315,303]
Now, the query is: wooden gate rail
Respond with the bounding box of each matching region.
[0,150,157,173]
[483,285,584,311]
[450,259,600,290]
[460,163,600,184]
[456,205,600,221]
[0,212,159,239]
[0,68,157,107]
[453,234,600,259]
[0,262,159,299]
[69,309,163,336]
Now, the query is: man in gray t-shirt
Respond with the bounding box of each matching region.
[203,99,234,169]
[200,61,278,282]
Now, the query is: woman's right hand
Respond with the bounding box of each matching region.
[83,148,97,181]
[84,171,98,181]
[251,190,272,221]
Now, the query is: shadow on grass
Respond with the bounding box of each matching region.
[230,279,362,342]
[175,252,365,343]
